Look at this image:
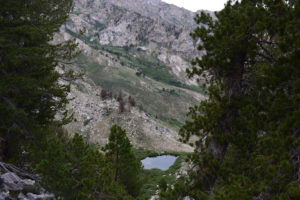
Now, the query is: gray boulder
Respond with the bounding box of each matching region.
[27,193,55,200]
[1,172,23,191]
[0,162,55,200]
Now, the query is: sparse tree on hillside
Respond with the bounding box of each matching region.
[119,100,126,113]
[138,104,144,112]
[100,89,107,99]
[103,125,142,197]
[128,96,136,107]
[108,91,113,99]
[117,91,123,102]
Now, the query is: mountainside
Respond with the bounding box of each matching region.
[57,0,207,152]
[69,0,202,59]
[101,0,196,27]
[104,0,214,27]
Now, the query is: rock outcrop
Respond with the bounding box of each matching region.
[69,0,201,59]
[0,162,54,200]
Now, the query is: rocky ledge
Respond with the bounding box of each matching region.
[0,162,54,200]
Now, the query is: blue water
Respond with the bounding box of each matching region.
[141,155,178,171]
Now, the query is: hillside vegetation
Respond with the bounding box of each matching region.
[53,0,207,153]
[1,0,299,200]
[161,0,300,199]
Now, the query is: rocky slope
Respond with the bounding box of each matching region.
[57,0,209,152]
[69,0,204,62]
[105,0,196,27]
[104,0,215,27]
[0,162,54,200]
[58,64,193,152]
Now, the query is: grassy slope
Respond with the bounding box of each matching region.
[74,47,200,128]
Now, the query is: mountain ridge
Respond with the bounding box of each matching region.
[56,0,207,152]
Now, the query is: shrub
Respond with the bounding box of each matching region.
[128,96,136,107]
[119,100,126,113]
[100,89,107,99]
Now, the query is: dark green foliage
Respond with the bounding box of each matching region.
[28,128,132,200]
[0,1,140,199]
[0,0,79,161]
[83,118,93,126]
[164,0,300,199]
[104,125,143,197]
[159,178,168,192]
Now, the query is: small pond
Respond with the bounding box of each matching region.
[141,155,178,171]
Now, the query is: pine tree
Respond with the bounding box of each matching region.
[33,131,133,200]
[164,0,300,199]
[0,0,79,160]
[104,125,143,197]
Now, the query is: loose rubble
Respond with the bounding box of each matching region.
[0,162,54,200]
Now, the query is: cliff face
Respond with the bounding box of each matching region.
[68,0,202,59]
[102,0,196,27]
[56,0,209,152]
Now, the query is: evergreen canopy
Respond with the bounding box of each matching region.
[162,0,300,199]
[0,0,78,160]
[104,125,143,197]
